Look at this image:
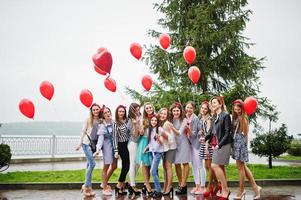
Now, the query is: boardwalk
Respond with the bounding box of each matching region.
[0,186,299,200]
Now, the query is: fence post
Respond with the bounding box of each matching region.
[51,135,56,158]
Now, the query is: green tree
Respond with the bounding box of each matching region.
[251,124,293,168]
[126,0,274,117]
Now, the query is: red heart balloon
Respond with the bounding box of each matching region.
[141,75,152,91]
[104,77,116,92]
[94,65,106,76]
[244,97,258,115]
[92,49,113,74]
[80,89,93,108]
[19,99,35,119]
[130,43,142,60]
[188,66,201,84]
[159,33,171,50]
[40,81,54,101]
[183,46,196,65]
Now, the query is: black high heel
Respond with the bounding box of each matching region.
[115,186,127,195]
[175,185,187,195]
[142,185,153,196]
[128,185,141,196]
[163,187,174,198]
[150,191,163,198]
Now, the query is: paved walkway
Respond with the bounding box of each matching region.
[0,186,299,200]
[5,153,301,173]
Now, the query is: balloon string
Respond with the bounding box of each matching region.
[164,50,180,102]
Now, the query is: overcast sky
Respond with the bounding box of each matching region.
[0,0,300,136]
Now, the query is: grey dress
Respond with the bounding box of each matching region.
[174,118,192,164]
[96,122,114,165]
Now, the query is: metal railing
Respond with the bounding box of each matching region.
[0,135,83,158]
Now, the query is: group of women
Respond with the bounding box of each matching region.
[76,96,262,200]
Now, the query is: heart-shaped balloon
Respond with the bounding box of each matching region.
[141,75,152,91]
[92,49,113,74]
[188,66,201,84]
[130,43,142,60]
[159,33,171,50]
[80,89,93,108]
[40,81,54,101]
[104,77,116,92]
[19,98,35,119]
[183,46,196,65]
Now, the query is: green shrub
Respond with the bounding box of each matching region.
[0,143,12,167]
[288,140,301,156]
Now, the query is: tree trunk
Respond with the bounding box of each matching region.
[268,155,273,169]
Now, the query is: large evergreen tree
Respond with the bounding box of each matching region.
[127,0,274,119]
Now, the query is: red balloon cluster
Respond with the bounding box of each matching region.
[40,81,54,101]
[104,77,117,92]
[141,75,153,91]
[159,33,171,50]
[80,89,93,108]
[183,46,196,65]
[19,99,35,119]
[130,43,142,60]
[243,97,258,115]
[92,47,113,74]
[188,66,201,84]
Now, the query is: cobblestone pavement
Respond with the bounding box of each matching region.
[1,186,300,200]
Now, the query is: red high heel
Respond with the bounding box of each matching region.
[212,182,222,196]
[218,191,231,200]
[203,185,214,197]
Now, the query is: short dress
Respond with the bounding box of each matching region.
[97,122,114,165]
[199,118,213,160]
[174,118,191,164]
[136,129,152,166]
[232,119,249,162]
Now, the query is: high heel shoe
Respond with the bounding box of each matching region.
[213,182,222,196]
[203,185,214,197]
[163,187,174,198]
[175,185,186,195]
[128,185,141,195]
[233,190,246,200]
[150,191,163,198]
[254,186,262,200]
[115,186,127,196]
[141,185,153,196]
[81,185,95,197]
[218,191,231,200]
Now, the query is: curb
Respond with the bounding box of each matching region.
[1,180,301,190]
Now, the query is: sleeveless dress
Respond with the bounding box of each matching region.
[136,129,152,166]
[174,118,191,164]
[232,119,249,162]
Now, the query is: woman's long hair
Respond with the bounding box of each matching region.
[232,99,248,134]
[142,102,155,129]
[169,102,185,122]
[128,103,140,119]
[88,103,103,127]
[147,114,160,144]
[115,105,127,125]
[158,108,169,127]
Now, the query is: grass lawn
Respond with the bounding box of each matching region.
[1,164,301,183]
[278,155,301,161]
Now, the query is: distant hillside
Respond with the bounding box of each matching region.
[0,121,83,136]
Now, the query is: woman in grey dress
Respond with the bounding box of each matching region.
[94,106,116,196]
[232,100,261,200]
[171,102,191,194]
[206,96,232,200]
